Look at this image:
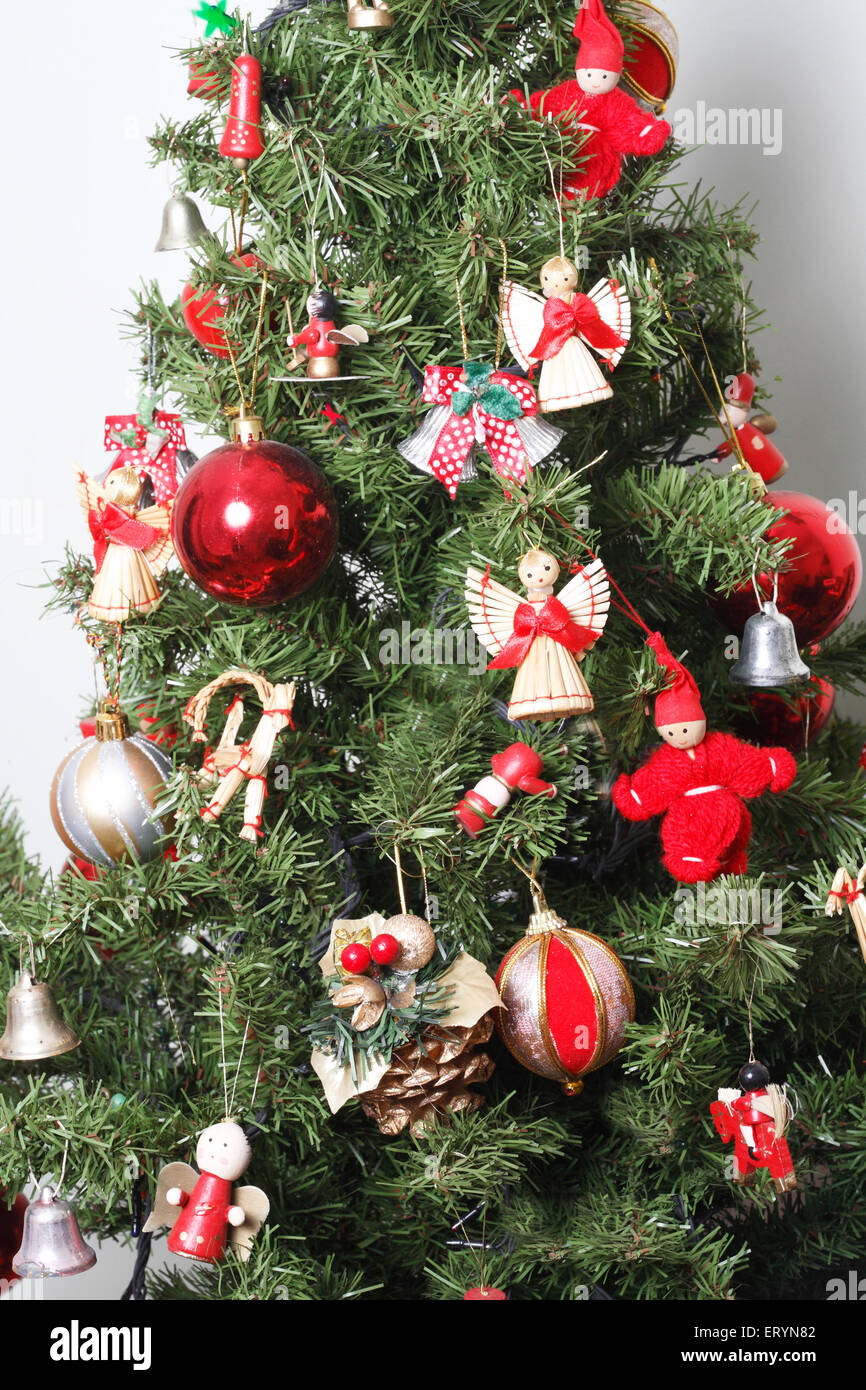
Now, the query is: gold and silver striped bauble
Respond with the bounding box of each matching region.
[49,702,173,868]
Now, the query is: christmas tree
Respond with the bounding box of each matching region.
[2,0,865,1304]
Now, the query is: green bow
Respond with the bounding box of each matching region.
[450,361,523,422]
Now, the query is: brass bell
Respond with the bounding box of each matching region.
[347,1,393,28]
[154,193,209,252]
[730,600,811,688]
[0,971,80,1061]
[12,1186,96,1278]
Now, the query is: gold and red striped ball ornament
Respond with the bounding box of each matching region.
[49,701,174,869]
[494,890,634,1094]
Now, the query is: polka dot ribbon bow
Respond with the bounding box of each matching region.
[413,361,551,499]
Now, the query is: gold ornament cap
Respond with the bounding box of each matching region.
[230,406,266,445]
[526,888,569,936]
[94,700,130,742]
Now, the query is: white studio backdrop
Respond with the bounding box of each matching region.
[1,0,864,1298]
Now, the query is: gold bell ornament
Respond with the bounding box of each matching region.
[0,966,80,1062]
[347,1,393,29]
[12,1185,96,1278]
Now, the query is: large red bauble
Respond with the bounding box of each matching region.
[731,675,836,753]
[495,908,634,1094]
[0,1191,27,1283]
[711,492,862,646]
[172,435,338,607]
[181,251,259,358]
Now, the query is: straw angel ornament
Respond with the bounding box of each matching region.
[501,256,631,413]
[466,549,610,721]
[76,465,173,622]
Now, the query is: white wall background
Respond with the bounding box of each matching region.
[1,0,864,1298]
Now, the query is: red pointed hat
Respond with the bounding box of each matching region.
[573,0,625,73]
[725,372,756,409]
[647,632,705,726]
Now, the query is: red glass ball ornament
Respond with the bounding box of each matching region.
[464,1286,507,1300]
[172,433,338,607]
[710,492,862,646]
[859,741,866,774]
[181,251,259,358]
[0,1191,27,1283]
[341,943,372,975]
[731,675,835,753]
[370,933,400,965]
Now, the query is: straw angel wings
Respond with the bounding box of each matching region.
[76,465,173,622]
[466,549,610,721]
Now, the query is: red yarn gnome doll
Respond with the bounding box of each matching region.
[611,634,796,883]
[512,0,671,201]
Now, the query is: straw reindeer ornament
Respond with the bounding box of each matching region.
[183,669,296,842]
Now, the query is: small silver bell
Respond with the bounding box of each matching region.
[12,1186,96,1278]
[730,600,811,688]
[0,970,80,1061]
[154,193,209,252]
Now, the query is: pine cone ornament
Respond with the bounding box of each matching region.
[360,1017,496,1137]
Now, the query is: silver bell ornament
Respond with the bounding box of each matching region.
[12,1186,96,1278]
[49,701,174,869]
[0,970,80,1061]
[154,193,209,252]
[730,599,811,688]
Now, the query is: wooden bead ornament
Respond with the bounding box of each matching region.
[219,53,265,168]
[465,549,610,721]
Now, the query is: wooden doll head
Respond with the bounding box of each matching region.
[539,257,579,300]
[518,549,560,593]
[196,1120,252,1182]
[657,718,707,751]
[103,465,143,509]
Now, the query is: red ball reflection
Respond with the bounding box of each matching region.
[711,492,862,646]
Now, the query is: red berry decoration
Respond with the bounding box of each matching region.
[369,933,400,965]
[172,419,338,608]
[181,251,259,359]
[711,492,862,647]
[340,943,372,975]
[464,1286,507,1300]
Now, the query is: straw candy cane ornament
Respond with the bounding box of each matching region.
[825,867,866,966]
[183,669,296,842]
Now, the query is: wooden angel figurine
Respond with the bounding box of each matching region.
[287,289,369,380]
[143,1120,269,1264]
[501,256,631,412]
[76,464,173,622]
[466,549,610,721]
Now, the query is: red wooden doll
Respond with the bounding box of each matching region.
[711,1060,797,1193]
[144,1120,269,1263]
[287,289,369,380]
[715,372,788,485]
